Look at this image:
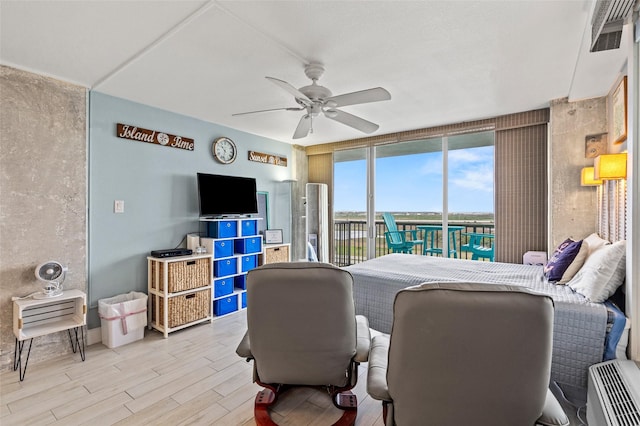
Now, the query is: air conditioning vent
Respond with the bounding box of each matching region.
[588,360,640,426]
[590,0,634,52]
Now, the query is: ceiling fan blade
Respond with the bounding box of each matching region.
[232,107,303,116]
[266,77,311,103]
[293,115,312,139]
[325,87,391,108]
[326,109,379,134]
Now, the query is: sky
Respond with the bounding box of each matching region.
[334,145,494,213]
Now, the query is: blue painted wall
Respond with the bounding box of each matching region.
[88,92,292,328]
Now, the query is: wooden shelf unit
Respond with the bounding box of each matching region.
[147,253,213,338]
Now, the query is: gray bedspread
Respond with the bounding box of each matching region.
[344,253,608,390]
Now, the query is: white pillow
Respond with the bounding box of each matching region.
[557,241,589,284]
[567,240,626,303]
[583,232,610,257]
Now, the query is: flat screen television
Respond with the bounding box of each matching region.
[197,173,258,217]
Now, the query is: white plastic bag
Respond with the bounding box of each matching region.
[98,291,147,335]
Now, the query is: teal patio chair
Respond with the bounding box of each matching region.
[462,233,495,262]
[382,213,422,254]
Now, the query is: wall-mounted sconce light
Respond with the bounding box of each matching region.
[594,152,627,180]
[581,167,603,186]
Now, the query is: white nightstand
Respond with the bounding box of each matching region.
[13,289,87,380]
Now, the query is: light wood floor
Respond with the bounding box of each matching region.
[1,311,386,426]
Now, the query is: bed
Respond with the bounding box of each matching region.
[344,253,627,394]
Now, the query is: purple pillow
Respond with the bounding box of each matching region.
[544,239,583,282]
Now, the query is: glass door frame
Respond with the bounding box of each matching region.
[333,130,494,264]
[366,145,376,260]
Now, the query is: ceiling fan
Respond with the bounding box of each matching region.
[233,62,391,139]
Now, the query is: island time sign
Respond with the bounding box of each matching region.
[116,123,194,151]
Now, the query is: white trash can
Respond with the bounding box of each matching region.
[98,291,148,348]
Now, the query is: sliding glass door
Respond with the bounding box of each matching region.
[447,132,495,259]
[375,138,443,257]
[333,148,368,266]
[333,131,494,265]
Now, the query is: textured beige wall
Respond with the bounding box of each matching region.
[0,66,87,370]
[549,97,607,252]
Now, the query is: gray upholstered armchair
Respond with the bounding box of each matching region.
[367,282,570,426]
[236,262,371,426]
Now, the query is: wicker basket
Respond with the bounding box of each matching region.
[263,245,290,264]
[152,288,211,329]
[151,258,210,292]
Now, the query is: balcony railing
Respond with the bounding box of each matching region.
[333,219,495,267]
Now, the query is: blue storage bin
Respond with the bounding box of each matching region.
[208,221,238,238]
[234,237,262,254]
[241,220,258,236]
[241,291,247,309]
[214,294,238,316]
[241,254,258,272]
[234,274,247,290]
[214,258,237,277]
[213,240,233,259]
[214,277,234,298]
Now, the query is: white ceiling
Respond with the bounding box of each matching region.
[0,0,630,146]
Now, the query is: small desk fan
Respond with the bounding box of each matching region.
[34,261,67,299]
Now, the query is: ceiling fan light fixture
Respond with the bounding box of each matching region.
[308,104,323,117]
[325,100,338,108]
[324,109,339,118]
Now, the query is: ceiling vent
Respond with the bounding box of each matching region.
[590,0,634,52]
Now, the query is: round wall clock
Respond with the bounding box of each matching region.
[212,137,237,164]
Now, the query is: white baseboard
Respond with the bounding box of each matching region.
[86,327,102,346]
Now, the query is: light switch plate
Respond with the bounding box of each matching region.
[114,200,124,213]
